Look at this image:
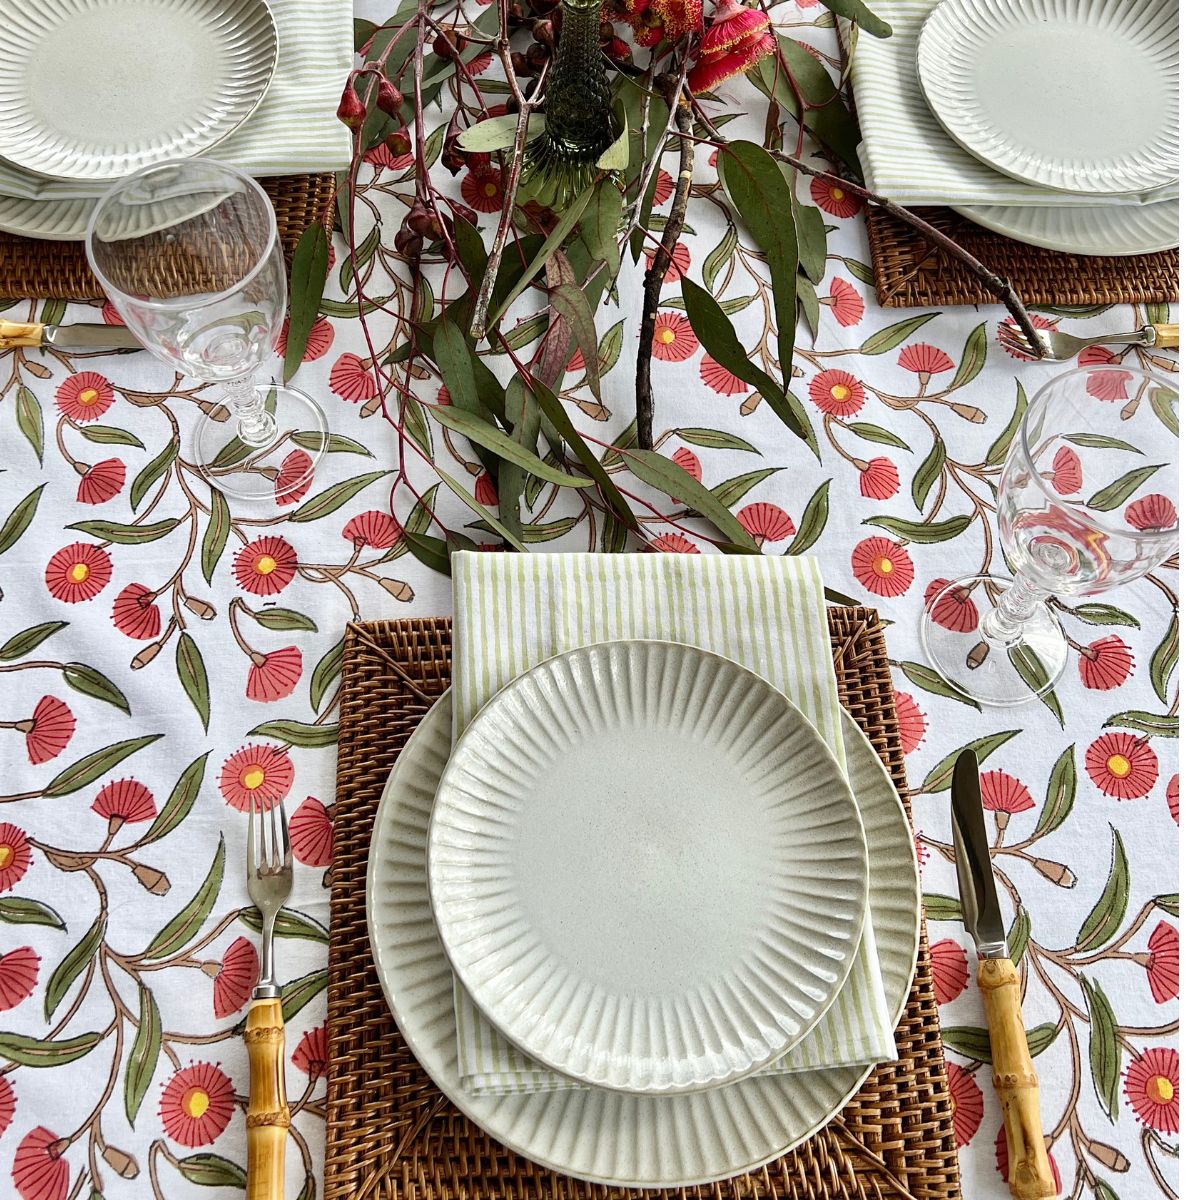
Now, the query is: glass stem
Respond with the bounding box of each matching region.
[224,377,276,448]
[980,573,1049,648]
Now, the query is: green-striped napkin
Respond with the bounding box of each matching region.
[845,1,1177,207]
[0,0,352,202]
[449,551,896,1096]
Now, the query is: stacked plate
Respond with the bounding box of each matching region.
[365,640,922,1187]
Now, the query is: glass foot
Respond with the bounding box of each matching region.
[919,574,1069,708]
[193,385,328,503]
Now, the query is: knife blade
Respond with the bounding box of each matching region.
[951,748,1007,959]
[0,320,142,353]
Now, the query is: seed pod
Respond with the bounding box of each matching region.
[375,77,404,119]
[132,863,171,895]
[102,1145,140,1179]
[380,579,415,602]
[386,127,413,159]
[337,81,367,130]
[532,18,555,46]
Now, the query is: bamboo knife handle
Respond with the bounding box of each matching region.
[244,997,288,1200]
[979,958,1056,1199]
[1151,323,1179,349]
[0,320,44,349]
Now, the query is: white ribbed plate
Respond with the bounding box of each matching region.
[367,695,919,1187]
[427,641,868,1095]
[0,0,277,181]
[953,198,1179,256]
[918,0,1178,195]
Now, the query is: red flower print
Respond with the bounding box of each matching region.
[1166,773,1178,823]
[850,537,914,597]
[1078,346,1117,367]
[1085,367,1133,402]
[994,1126,1061,1191]
[0,1075,14,1138]
[1125,493,1176,531]
[329,353,379,404]
[76,457,125,505]
[699,353,749,395]
[810,176,861,219]
[45,542,112,603]
[645,242,691,282]
[461,166,504,213]
[55,372,115,422]
[979,770,1034,833]
[21,696,75,765]
[13,1127,69,1200]
[289,797,333,867]
[1085,732,1158,800]
[0,824,32,892]
[809,369,865,417]
[0,946,38,1011]
[737,502,795,545]
[650,313,699,361]
[826,277,864,327]
[292,1024,328,1079]
[474,473,499,507]
[160,1063,235,1147]
[1077,635,1133,691]
[212,936,258,1018]
[946,1062,983,1147]
[343,510,402,550]
[1048,446,1082,495]
[218,744,295,812]
[898,343,954,378]
[274,316,334,361]
[1144,922,1178,1003]
[111,582,162,640]
[1123,1047,1178,1133]
[997,316,1055,362]
[233,537,298,596]
[275,450,314,506]
[101,300,123,325]
[246,647,303,703]
[929,938,969,1005]
[893,692,926,755]
[362,141,414,171]
[91,779,156,830]
[924,578,979,634]
[653,169,673,205]
[671,447,702,483]
[649,533,700,553]
[859,456,900,500]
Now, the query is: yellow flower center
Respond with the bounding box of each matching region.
[830,384,850,402]
[831,187,845,201]
[183,1087,211,1119]
[0,845,11,869]
[241,766,266,791]
[1148,1075,1174,1103]
[875,556,894,576]
[1106,754,1132,779]
[658,328,676,345]
[483,182,497,197]
[69,562,90,583]
[78,387,99,406]
[254,554,277,575]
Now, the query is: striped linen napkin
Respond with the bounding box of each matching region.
[0,0,352,202]
[844,1,1177,207]
[449,551,896,1096]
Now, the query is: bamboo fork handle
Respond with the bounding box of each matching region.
[1150,323,1179,349]
[0,320,43,349]
[244,997,288,1200]
[979,959,1056,1200]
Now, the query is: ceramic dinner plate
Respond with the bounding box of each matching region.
[367,693,920,1187]
[426,641,869,1095]
[0,0,277,182]
[918,0,1178,195]
[952,198,1179,256]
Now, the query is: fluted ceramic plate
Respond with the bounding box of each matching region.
[0,0,277,181]
[918,0,1178,195]
[367,694,919,1186]
[427,641,868,1095]
[953,197,1179,256]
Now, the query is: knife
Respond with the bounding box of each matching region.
[952,749,1057,1200]
[0,319,142,353]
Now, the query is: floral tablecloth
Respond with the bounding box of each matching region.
[0,2,1178,1197]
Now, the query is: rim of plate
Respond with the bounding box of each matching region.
[951,200,1179,257]
[426,639,870,1096]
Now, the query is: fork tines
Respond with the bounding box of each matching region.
[248,797,291,876]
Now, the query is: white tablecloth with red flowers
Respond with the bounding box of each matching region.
[0,2,1178,1197]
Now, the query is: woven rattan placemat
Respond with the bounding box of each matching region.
[325,610,961,1200]
[865,204,1179,309]
[0,173,336,301]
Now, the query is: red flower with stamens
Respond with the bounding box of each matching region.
[809,369,865,417]
[234,537,297,596]
[13,1127,69,1200]
[850,537,913,597]
[0,946,38,1011]
[650,313,699,361]
[22,696,75,765]
[0,1075,14,1138]
[1078,635,1133,691]
[930,939,969,1005]
[688,0,773,91]
[1085,367,1133,402]
[898,343,954,377]
[644,242,691,282]
[160,1063,235,1147]
[218,744,295,812]
[76,458,125,505]
[213,937,258,1018]
[1049,446,1082,494]
[1166,774,1178,823]
[924,578,979,633]
[1125,494,1176,531]
[649,533,700,553]
[275,450,314,506]
[474,474,499,506]
[292,1024,328,1080]
[0,824,32,892]
[1123,1048,1178,1133]
[55,372,114,422]
[289,797,333,867]
[343,511,402,550]
[671,447,702,483]
[810,176,861,219]
[998,315,1055,362]
[980,769,1034,815]
[247,646,303,703]
[45,543,112,602]
[826,277,864,327]
[994,1126,1061,1190]
[946,1062,983,1147]
[737,502,795,545]
[274,317,334,361]
[1085,732,1157,799]
[1144,922,1178,1003]
[688,35,775,92]
[329,353,379,403]
[112,582,162,640]
[700,353,749,395]
[859,456,899,500]
[461,166,504,213]
[91,779,156,828]
[893,692,926,755]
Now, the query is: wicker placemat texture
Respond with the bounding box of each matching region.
[0,173,336,301]
[865,205,1179,309]
[325,610,962,1200]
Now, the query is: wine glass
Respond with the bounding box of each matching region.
[85,160,327,502]
[921,364,1178,707]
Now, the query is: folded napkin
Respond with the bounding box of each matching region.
[845,0,1177,207]
[449,551,896,1096]
[0,0,352,202]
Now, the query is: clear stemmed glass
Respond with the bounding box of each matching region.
[921,364,1178,707]
[85,159,327,502]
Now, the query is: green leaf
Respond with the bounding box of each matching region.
[63,662,130,714]
[911,439,946,511]
[785,479,831,555]
[0,896,65,929]
[1148,612,1178,704]
[595,319,625,378]
[920,730,1020,794]
[797,275,820,340]
[923,893,963,922]
[293,431,371,457]
[144,838,225,960]
[1153,893,1178,918]
[0,484,44,555]
[143,753,209,844]
[281,969,327,1022]
[0,621,67,662]
[403,531,451,575]
[702,223,737,292]
[863,514,971,543]
[859,313,938,355]
[173,1153,247,1189]
[0,1031,102,1067]
[1033,746,1076,838]
[515,516,583,544]
[1081,977,1121,1122]
[1007,907,1031,966]
[795,204,828,286]
[1076,828,1128,952]
[239,906,329,943]
[1065,603,1140,629]
[675,427,759,454]
[458,112,533,152]
[289,471,391,522]
[1093,1182,1120,1200]
[78,423,145,448]
[1063,433,1142,453]
[579,179,622,279]
[339,223,382,295]
[1102,709,1177,738]
[68,518,179,545]
[250,607,317,633]
[44,735,161,797]
[309,640,344,713]
[130,441,178,511]
[596,103,629,170]
[1087,464,1164,512]
[753,38,836,110]
[124,984,162,1122]
[947,323,987,392]
[40,298,67,326]
[247,719,339,748]
[45,914,105,1019]
[942,1023,1057,1065]
[284,223,330,381]
[897,660,981,710]
[200,490,230,586]
[1148,384,1178,435]
[550,281,604,400]
[820,0,892,36]
[1008,644,1064,726]
[986,382,1028,466]
[705,467,782,511]
[176,634,209,731]
[16,385,44,463]
[846,422,910,450]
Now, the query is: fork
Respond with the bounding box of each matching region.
[245,798,293,1200]
[998,321,1178,361]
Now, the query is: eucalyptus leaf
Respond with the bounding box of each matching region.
[284,224,330,381]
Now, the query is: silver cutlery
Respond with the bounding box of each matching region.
[998,321,1178,362]
[0,319,142,352]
